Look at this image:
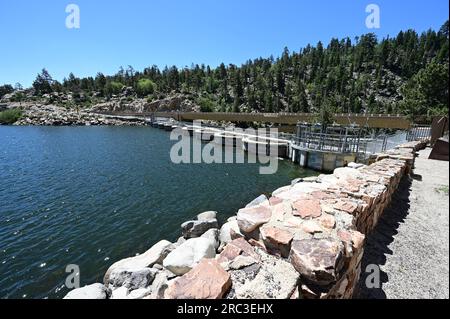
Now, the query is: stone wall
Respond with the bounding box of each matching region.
[64,140,428,300]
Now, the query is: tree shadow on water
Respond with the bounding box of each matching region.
[354,176,413,299]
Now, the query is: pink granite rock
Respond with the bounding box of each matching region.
[319,213,336,229]
[333,200,358,214]
[350,231,365,250]
[237,205,272,233]
[270,203,287,222]
[217,238,260,264]
[301,220,323,234]
[260,225,294,257]
[269,196,283,206]
[292,199,322,219]
[290,238,344,285]
[165,259,231,299]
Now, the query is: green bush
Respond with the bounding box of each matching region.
[0,108,22,124]
[198,96,216,112]
[136,79,156,97]
[105,81,124,96]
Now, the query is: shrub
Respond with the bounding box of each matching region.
[105,81,124,96]
[136,79,156,97]
[197,96,216,112]
[0,108,22,124]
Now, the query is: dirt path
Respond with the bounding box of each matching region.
[357,148,449,299]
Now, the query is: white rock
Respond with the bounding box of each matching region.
[275,182,326,201]
[333,167,362,180]
[103,240,173,284]
[347,162,365,169]
[175,236,186,247]
[272,186,291,197]
[147,271,169,299]
[317,174,339,186]
[245,194,269,208]
[108,267,157,289]
[201,228,220,250]
[153,263,163,270]
[63,283,107,299]
[127,288,152,299]
[110,286,129,299]
[197,211,217,221]
[219,219,242,246]
[163,238,216,275]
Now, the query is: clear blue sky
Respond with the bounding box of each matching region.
[0,0,448,87]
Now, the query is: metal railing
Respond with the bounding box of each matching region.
[288,132,367,154]
[406,125,432,141]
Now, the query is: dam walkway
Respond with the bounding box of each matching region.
[356,148,449,299]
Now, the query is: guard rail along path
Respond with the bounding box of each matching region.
[64,139,428,299]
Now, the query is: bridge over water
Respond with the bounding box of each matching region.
[95,111,412,130]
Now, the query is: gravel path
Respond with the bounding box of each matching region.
[357,148,449,299]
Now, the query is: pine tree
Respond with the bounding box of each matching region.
[32,69,54,96]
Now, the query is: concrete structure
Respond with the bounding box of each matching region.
[150,119,368,171]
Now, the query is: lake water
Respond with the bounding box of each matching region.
[0,126,317,299]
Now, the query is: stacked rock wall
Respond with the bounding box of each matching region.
[64,140,427,300]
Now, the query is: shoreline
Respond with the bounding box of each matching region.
[1,103,147,126]
[64,139,428,299]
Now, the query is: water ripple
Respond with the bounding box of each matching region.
[0,126,317,298]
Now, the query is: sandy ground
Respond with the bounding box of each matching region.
[356,148,449,299]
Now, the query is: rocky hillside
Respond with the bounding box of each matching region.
[90,93,199,114]
[3,102,145,126]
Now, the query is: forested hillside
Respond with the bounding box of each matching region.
[1,21,448,119]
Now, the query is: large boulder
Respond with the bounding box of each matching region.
[165,259,231,299]
[201,228,220,250]
[181,219,219,239]
[347,162,365,169]
[63,283,107,299]
[103,240,173,284]
[197,211,217,221]
[217,238,260,265]
[145,271,170,299]
[333,167,362,180]
[163,238,216,275]
[237,205,272,233]
[127,287,152,299]
[272,186,291,197]
[110,286,129,299]
[289,238,344,286]
[108,267,158,290]
[245,195,269,208]
[260,225,294,258]
[219,219,242,247]
[229,248,300,299]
